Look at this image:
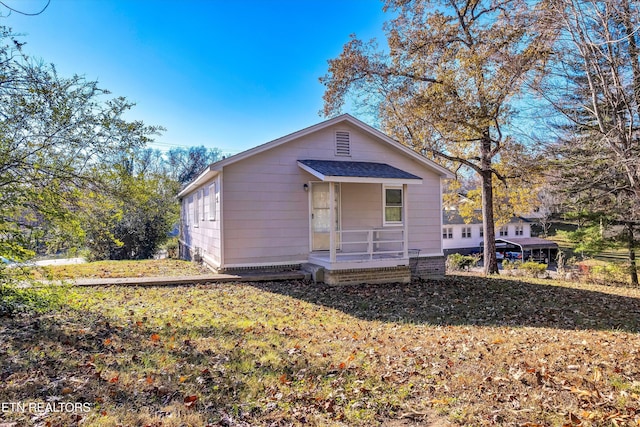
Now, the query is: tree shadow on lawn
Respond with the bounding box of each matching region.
[0,303,351,426]
[251,275,640,333]
[0,308,254,426]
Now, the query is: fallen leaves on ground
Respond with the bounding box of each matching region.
[1,274,639,426]
[27,259,211,280]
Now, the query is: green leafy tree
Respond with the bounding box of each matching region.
[0,27,162,267]
[321,0,553,274]
[82,148,180,261]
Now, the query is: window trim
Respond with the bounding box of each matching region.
[208,182,217,221]
[515,224,524,236]
[193,191,200,228]
[183,197,190,227]
[383,185,403,225]
[499,225,508,237]
[443,227,453,239]
[462,226,472,239]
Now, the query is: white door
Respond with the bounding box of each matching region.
[311,182,340,251]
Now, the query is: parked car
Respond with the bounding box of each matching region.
[0,257,35,268]
[506,251,523,260]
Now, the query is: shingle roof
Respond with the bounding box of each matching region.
[298,159,422,180]
[493,237,559,250]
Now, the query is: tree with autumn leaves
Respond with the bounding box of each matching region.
[322,0,640,282]
[321,0,553,275]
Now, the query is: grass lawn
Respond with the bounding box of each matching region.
[29,259,211,280]
[1,273,640,426]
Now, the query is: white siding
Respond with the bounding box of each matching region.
[180,175,222,266]
[443,221,531,252]
[182,121,446,267]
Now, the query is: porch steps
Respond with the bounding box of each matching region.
[301,263,325,283]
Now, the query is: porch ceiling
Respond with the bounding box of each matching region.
[298,159,423,184]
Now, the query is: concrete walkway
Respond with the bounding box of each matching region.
[34,257,86,266]
[73,270,308,287]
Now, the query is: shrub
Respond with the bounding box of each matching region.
[502,259,522,271]
[0,282,68,316]
[587,262,629,285]
[163,237,179,259]
[519,261,548,278]
[446,253,477,272]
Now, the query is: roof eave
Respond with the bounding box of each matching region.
[177,166,219,198]
[180,113,455,192]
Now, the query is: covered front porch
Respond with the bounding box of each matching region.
[308,227,410,270]
[298,159,422,271]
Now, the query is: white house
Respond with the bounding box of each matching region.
[442,210,532,254]
[177,114,455,285]
[442,209,558,262]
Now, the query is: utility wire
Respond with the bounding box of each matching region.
[0,0,50,16]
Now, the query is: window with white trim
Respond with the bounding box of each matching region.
[462,226,472,238]
[183,198,189,227]
[193,191,200,228]
[479,226,484,238]
[515,224,524,236]
[499,226,508,236]
[335,131,351,156]
[443,227,453,239]
[383,186,403,224]
[201,188,206,221]
[208,183,217,221]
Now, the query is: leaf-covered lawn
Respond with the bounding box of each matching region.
[1,276,640,426]
[30,259,210,280]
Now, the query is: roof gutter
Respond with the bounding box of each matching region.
[177,165,219,198]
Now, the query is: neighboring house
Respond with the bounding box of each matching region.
[177,114,455,285]
[442,210,558,262]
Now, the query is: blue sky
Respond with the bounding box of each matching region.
[3,0,389,155]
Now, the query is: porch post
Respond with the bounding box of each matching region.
[403,183,409,259]
[329,182,336,263]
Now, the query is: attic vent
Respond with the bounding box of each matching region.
[335,131,351,156]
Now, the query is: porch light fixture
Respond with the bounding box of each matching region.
[303,183,309,192]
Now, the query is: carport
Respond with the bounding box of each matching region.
[491,237,559,263]
[496,237,558,264]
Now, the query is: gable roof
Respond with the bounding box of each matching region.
[178,114,454,197]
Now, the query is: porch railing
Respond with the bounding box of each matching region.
[336,228,406,260]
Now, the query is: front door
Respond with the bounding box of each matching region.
[311,182,340,251]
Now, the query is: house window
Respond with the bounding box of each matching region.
[443,227,453,239]
[384,186,403,224]
[515,224,524,236]
[208,183,217,221]
[499,226,508,236]
[335,131,351,156]
[193,191,200,228]
[479,226,484,238]
[201,188,206,221]
[183,198,189,227]
[462,227,472,238]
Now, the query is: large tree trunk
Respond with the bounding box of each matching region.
[627,222,639,286]
[481,134,499,275]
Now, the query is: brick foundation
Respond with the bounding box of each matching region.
[219,264,303,274]
[323,265,411,285]
[410,255,446,280]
